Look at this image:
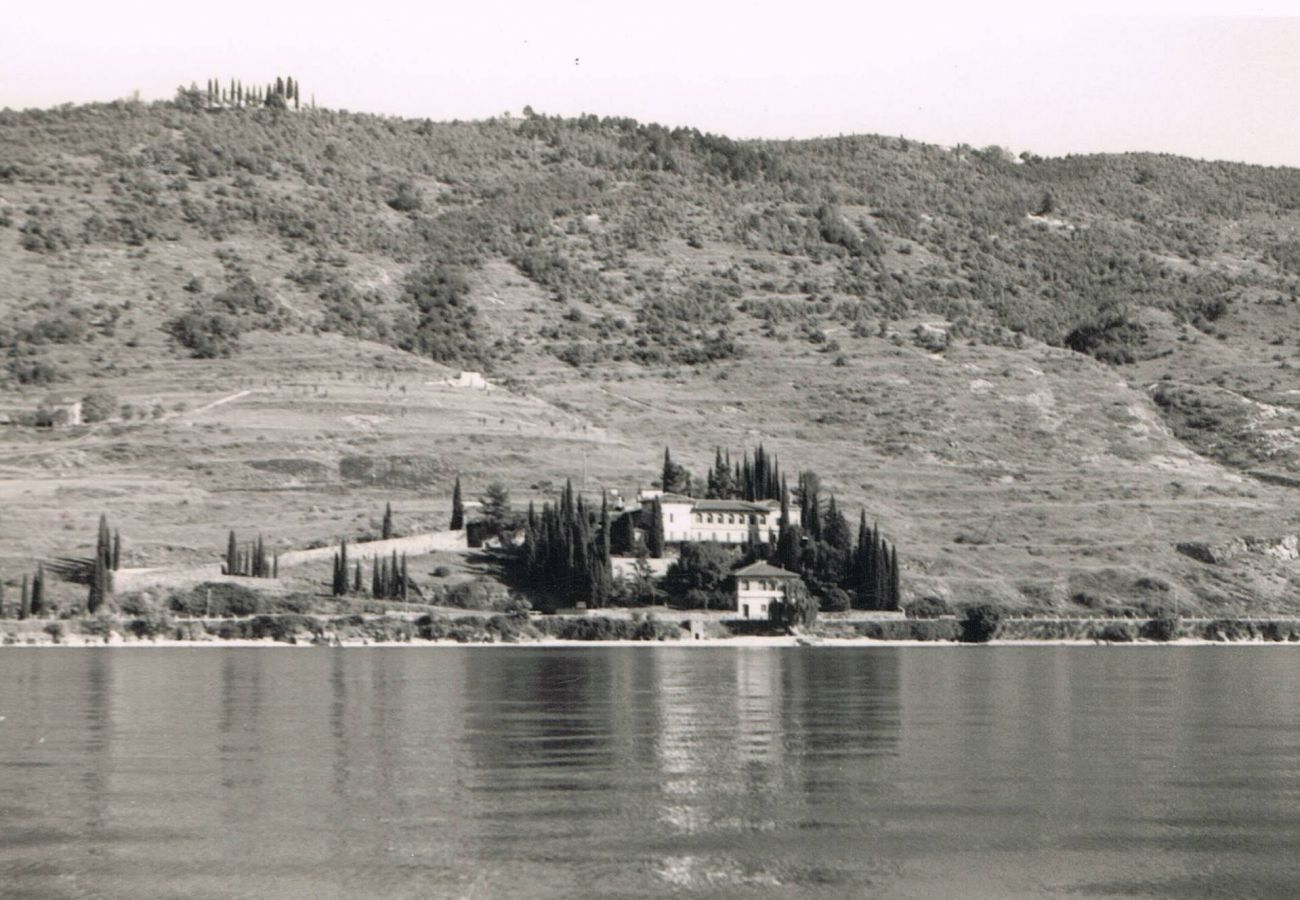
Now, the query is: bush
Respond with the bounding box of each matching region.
[167,582,264,617]
[43,621,64,642]
[905,595,950,619]
[79,615,116,638]
[818,586,852,612]
[1096,622,1136,643]
[165,308,242,358]
[959,604,1002,643]
[664,541,736,607]
[533,614,680,641]
[387,181,423,212]
[127,611,172,639]
[851,619,959,641]
[1140,611,1181,641]
[248,614,322,643]
[81,391,119,423]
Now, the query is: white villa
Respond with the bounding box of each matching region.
[639,491,801,545]
[733,561,800,620]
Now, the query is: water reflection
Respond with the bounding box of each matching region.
[0,648,1298,899]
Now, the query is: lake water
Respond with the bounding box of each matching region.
[1,647,1298,899]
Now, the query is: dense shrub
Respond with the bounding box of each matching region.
[1140,612,1182,641]
[167,582,264,617]
[905,595,950,619]
[959,604,1002,643]
[165,307,242,358]
[663,542,736,608]
[533,614,680,641]
[851,619,959,641]
[1095,622,1136,643]
[1063,313,1150,364]
[80,391,119,423]
[394,263,489,368]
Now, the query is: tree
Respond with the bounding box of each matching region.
[19,575,30,620]
[226,530,238,575]
[823,495,852,552]
[960,605,1002,643]
[769,581,818,631]
[646,498,665,558]
[519,481,614,610]
[660,447,691,495]
[382,502,394,540]
[450,476,465,530]
[664,542,734,608]
[88,514,113,613]
[30,565,45,616]
[625,556,661,606]
[112,530,121,570]
[479,481,512,530]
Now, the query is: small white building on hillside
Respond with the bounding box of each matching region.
[640,492,800,545]
[733,561,800,620]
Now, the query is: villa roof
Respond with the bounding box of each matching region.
[733,561,799,578]
[689,499,771,513]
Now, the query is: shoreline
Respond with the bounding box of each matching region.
[3,635,1296,649]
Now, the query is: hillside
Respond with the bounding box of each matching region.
[0,96,1298,614]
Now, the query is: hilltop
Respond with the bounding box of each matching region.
[0,96,1298,614]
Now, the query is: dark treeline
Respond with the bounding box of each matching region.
[520,481,614,612]
[191,75,304,111]
[224,531,277,579]
[371,550,409,601]
[331,539,408,600]
[703,444,784,501]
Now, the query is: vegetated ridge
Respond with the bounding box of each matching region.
[0,91,1298,614]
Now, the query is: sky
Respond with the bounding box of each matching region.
[4,1,1300,165]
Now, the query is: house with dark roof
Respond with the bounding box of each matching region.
[732,561,800,620]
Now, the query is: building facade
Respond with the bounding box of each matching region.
[732,561,800,620]
[640,492,801,545]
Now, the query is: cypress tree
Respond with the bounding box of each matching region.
[599,493,611,563]
[332,552,341,595]
[450,477,464,530]
[20,575,31,620]
[371,557,381,597]
[272,552,279,579]
[776,522,802,573]
[89,515,113,613]
[339,539,349,592]
[226,530,238,575]
[824,495,851,552]
[400,554,409,600]
[112,530,121,570]
[30,565,45,616]
[354,560,363,594]
[382,502,394,540]
[889,545,901,610]
[647,497,665,559]
[0,578,6,619]
[661,447,673,493]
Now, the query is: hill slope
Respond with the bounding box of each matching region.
[0,99,1297,612]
